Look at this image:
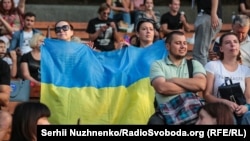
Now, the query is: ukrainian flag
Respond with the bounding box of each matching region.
[40,39,167,124]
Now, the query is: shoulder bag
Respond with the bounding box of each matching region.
[10,79,30,102]
[159,92,204,125]
[218,77,246,105]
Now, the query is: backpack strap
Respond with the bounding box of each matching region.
[187,59,193,78]
[149,58,194,125]
[153,59,193,109]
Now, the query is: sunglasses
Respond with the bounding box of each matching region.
[55,25,70,33]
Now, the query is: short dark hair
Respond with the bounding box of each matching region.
[24,12,36,19]
[135,18,156,32]
[165,31,185,44]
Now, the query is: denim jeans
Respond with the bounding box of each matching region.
[130,10,140,25]
[109,10,131,25]
[240,111,250,125]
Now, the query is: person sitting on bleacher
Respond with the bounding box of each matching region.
[130,0,144,25]
[160,0,191,38]
[0,0,26,48]
[0,57,11,141]
[8,12,41,56]
[115,17,158,49]
[54,20,85,44]
[238,0,250,17]
[134,18,157,47]
[20,33,44,86]
[0,39,17,78]
[204,32,250,125]
[106,0,131,30]
[209,14,250,67]
[86,2,119,51]
[136,0,160,38]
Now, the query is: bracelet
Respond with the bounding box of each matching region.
[245,104,250,111]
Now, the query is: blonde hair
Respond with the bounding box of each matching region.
[29,33,45,49]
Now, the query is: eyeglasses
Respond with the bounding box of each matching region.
[55,25,70,33]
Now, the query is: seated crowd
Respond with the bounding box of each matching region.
[1,0,250,140]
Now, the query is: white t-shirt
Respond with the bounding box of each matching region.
[2,56,12,65]
[0,36,10,49]
[205,60,250,97]
[239,36,250,68]
[21,31,33,55]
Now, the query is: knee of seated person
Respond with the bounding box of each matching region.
[241,111,250,125]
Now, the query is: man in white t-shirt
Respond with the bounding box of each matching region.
[209,14,250,67]
[21,29,33,55]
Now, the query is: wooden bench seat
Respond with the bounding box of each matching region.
[32,21,232,55]
[188,23,232,32]
[32,21,232,54]
[34,21,88,30]
[34,21,232,42]
[34,21,89,40]
[185,23,231,52]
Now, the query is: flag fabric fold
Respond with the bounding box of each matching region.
[41,38,167,124]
